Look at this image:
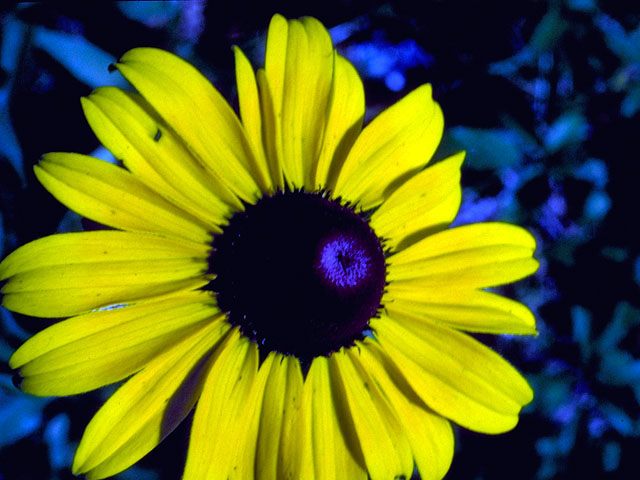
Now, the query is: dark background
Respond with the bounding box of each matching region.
[1,1,639,479]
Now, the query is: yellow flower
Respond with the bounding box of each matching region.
[0,14,539,480]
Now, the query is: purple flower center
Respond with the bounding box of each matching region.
[207,190,386,364]
[316,234,371,290]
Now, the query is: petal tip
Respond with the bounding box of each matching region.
[450,150,466,167]
[7,349,23,370]
[416,82,433,98]
[269,13,288,31]
[71,451,87,476]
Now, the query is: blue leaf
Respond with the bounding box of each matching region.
[603,441,621,472]
[574,158,608,188]
[595,14,640,64]
[600,403,636,436]
[621,87,640,117]
[43,414,74,470]
[599,349,640,386]
[543,111,589,153]
[565,0,597,12]
[117,1,181,27]
[571,305,592,361]
[0,374,50,448]
[0,90,25,184]
[583,191,611,222]
[1,15,27,75]
[31,27,128,89]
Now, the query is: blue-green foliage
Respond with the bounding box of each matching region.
[0,1,638,479]
[595,13,640,117]
[531,303,640,479]
[0,15,27,184]
[0,374,49,449]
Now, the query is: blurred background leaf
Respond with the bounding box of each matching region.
[30,27,128,89]
[1,1,639,479]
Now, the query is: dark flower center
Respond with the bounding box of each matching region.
[207,190,386,363]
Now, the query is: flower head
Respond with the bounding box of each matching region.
[0,14,538,480]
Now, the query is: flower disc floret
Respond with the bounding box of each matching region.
[208,190,386,363]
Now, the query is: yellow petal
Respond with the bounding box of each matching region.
[264,14,288,126]
[358,340,454,480]
[230,350,274,480]
[34,152,212,243]
[234,47,272,193]
[115,48,266,200]
[10,290,218,396]
[385,287,537,335]
[265,16,334,189]
[73,318,230,479]
[263,15,288,187]
[371,152,464,251]
[373,313,533,433]
[183,332,262,479]
[306,356,367,480]
[275,357,306,479]
[82,86,239,224]
[314,54,365,190]
[255,67,285,190]
[0,230,209,317]
[294,358,315,480]
[255,354,287,479]
[255,355,304,480]
[0,230,207,280]
[387,222,539,288]
[333,84,444,210]
[330,350,413,480]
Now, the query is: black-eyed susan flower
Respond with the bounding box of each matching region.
[0,14,539,480]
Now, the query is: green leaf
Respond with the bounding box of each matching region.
[601,246,629,263]
[444,127,523,170]
[529,7,568,54]
[571,305,592,361]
